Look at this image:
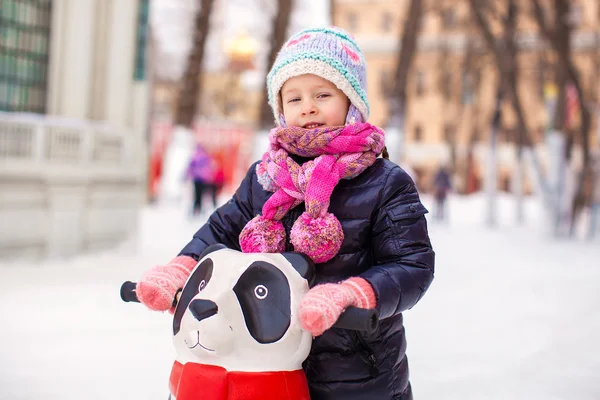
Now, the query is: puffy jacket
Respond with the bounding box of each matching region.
[179,157,435,400]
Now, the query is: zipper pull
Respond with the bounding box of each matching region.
[368,353,379,377]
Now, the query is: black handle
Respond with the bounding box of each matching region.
[120,281,379,333]
[333,306,379,334]
[120,281,140,303]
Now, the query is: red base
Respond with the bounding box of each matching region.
[169,361,311,400]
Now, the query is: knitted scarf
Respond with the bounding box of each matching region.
[239,122,385,263]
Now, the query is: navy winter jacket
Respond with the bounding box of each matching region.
[179,157,435,400]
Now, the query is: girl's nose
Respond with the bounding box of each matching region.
[301,100,317,115]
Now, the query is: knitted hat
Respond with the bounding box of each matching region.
[266,27,369,127]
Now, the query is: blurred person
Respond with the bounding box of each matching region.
[433,165,452,221]
[588,154,600,239]
[135,27,434,400]
[148,147,163,203]
[186,144,214,215]
[207,152,225,208]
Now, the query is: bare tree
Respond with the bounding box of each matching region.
[468,0,553,224]
[160,0,215,202]
[531,0,594,235]
[438,37,484,177]
[174,0,215,127]
[258,0,294,129]
[388,0,423,144]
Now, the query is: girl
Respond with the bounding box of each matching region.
[137,27,435,400]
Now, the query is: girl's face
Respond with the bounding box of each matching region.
[280,74,350,128]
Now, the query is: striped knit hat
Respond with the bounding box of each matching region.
[267,27,369,127]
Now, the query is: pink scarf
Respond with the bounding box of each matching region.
[239,123,385,263]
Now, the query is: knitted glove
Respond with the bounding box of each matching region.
[136,255,198,312]
[298,277,376,336]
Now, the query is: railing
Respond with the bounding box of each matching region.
[0,112,134,168]
[0,112,143,260]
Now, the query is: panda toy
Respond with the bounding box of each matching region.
[168,244,314,400]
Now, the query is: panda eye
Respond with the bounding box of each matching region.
[199,280,207,291]
[254,285,268,299]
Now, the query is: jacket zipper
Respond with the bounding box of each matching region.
[354,332,379,377]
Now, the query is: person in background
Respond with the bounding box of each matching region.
[186,144,214,215]
[433,165,452,221]
[136,27,434,400]
[207,152,225,209]
[587,153,600,239]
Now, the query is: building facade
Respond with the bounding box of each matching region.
[0,0,151,259]
[333,0,600,192]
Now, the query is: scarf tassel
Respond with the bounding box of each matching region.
[239,212,343,264]
[239,215,286,254]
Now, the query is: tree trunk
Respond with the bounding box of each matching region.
[161,0,214,203]
[173,0,215,127]
[386,0,423,165]
[258,0,294,129]
[469,0,552,207]
[531,0,594,235]
[390,0,423,126]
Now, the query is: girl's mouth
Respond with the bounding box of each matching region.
[303,123,324,129]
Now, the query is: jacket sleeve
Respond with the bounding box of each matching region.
[178,162,258,260]
[360,165,435,319]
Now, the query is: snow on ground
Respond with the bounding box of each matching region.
[0,193,599,399]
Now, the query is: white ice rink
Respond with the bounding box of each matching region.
[1,193,599,399]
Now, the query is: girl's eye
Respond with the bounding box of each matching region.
[287,98,300,103]
[317,93,331,99]
[254,285,268,299]
[199,280,206,290]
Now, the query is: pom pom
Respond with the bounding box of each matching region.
[290,212,343,263]
[240,215,286,253]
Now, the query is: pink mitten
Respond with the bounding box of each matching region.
[136,255,198,312]
[298,277,376,336]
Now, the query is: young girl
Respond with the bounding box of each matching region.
[137,27,435,400]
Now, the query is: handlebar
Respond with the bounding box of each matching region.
[120,281,379,334]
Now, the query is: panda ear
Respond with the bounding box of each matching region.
[198,243,227,260]
[282,252,315,286]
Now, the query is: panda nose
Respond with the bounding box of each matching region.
[189,299,218,322]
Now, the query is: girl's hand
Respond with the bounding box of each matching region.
[136,255,198,312]
[298,277,376,336]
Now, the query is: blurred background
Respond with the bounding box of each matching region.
[1,0,599,259]
[1,1,600,399]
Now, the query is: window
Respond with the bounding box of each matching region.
[381,12,393,33]
[380,69,393,99]
[133,0,150,81]
[468,127,480,144]
[537,57,548,99]
[441,70,452,100]
[347,12,358,32]
[0,0,52,113]
[441,8,457,29]
[416,70,425,96]
[462,71,480,105]
[568,4,582,27]
[443,124,455,143]
[414,124,423,142]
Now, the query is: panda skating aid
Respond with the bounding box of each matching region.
[121,245,378,400]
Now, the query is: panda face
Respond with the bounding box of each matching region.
[173,258,214,336]
[172,249,314,373]
[233,261,291,344]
